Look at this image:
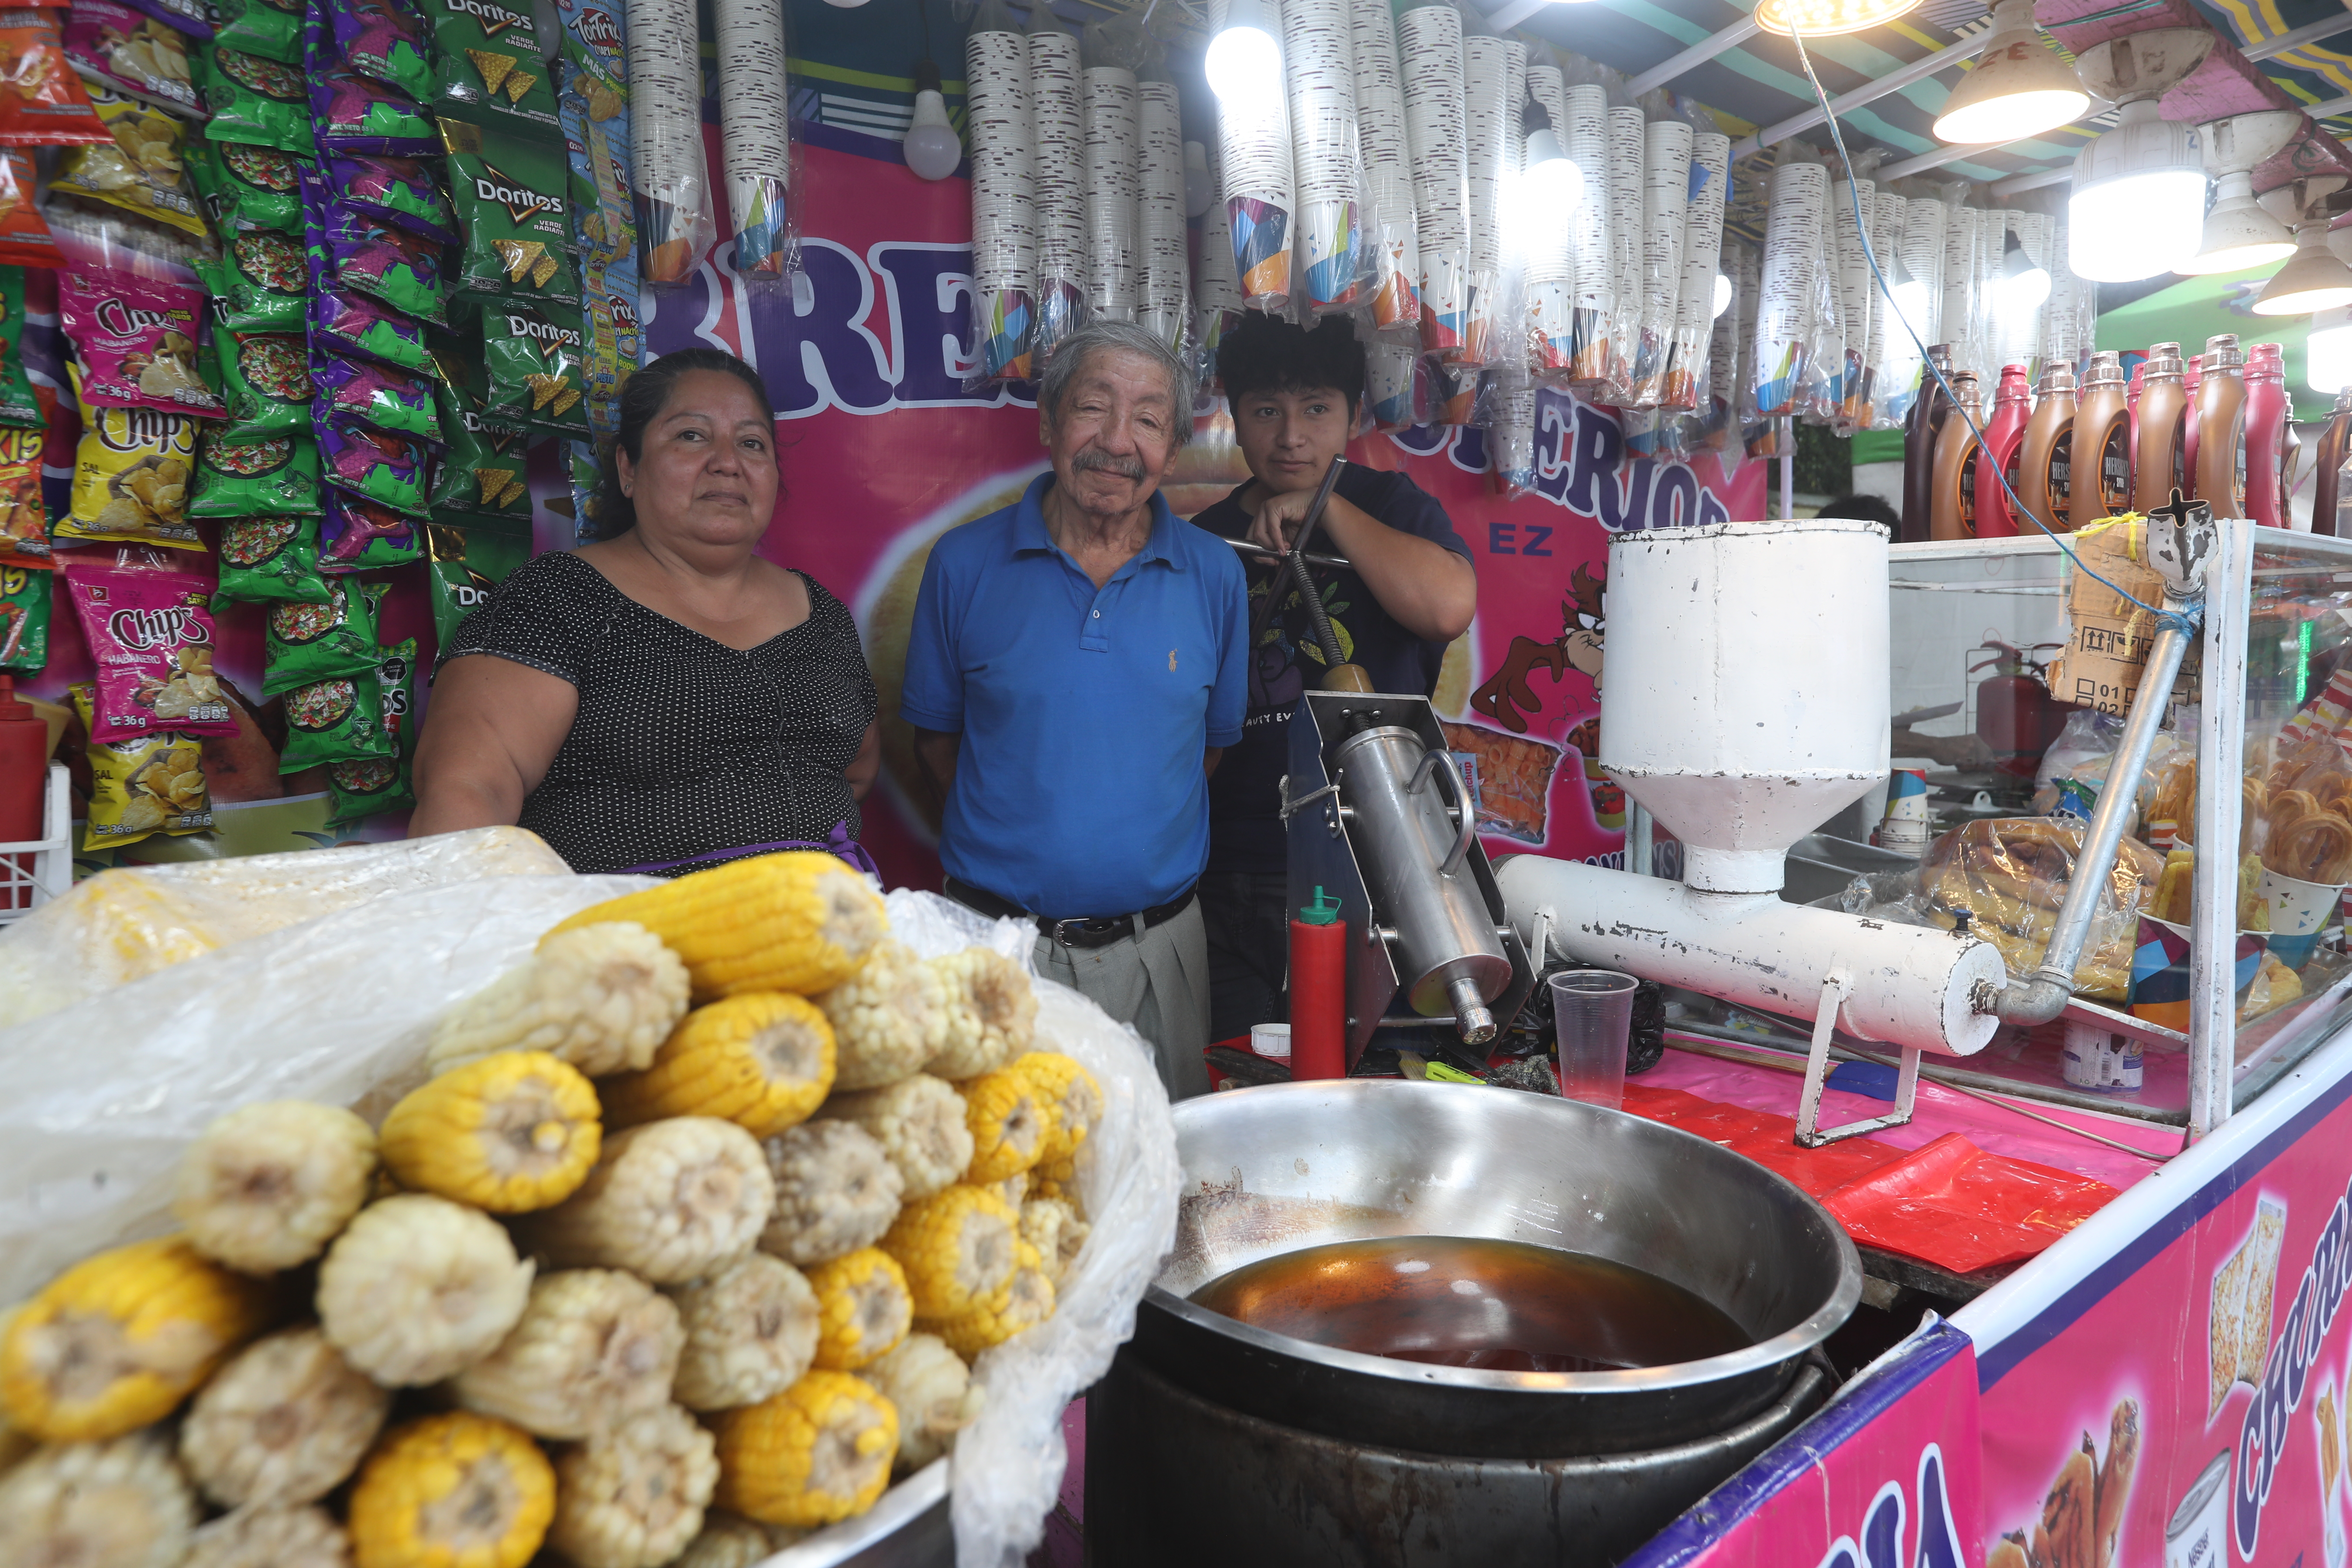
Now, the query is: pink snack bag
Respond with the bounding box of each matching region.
[65,563,236,738]
[60,267,222,417]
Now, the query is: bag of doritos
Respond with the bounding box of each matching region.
[59,267,220,416]
[424,516,527,646]
[308,64,435,156]
[0,564,49,668]
[214,511,331,604]
[441,117,576,303]
[200,42,312,152]
[63,0,201,118]
[0,9,113,146]
[262,575,380,692]
[324,202,445,322]
[72,682,210,848]
[58,405,200,549]
[327,635,413,819]
[210,0,299,63]
[424,0,557,137]
[212,330,310,434]
[428,381,531,521]
[189,428,321,516]
[473,297,587,435]
[0,427,45,565]
[312,285,432,376]
[319,487,420,571]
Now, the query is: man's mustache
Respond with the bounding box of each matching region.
[1071,448,1147,481]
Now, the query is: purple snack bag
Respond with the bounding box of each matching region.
[121,0,212,39]
[311,288,434,377]
[318,419,432,514]
[318,487,420,571]
[325,0,429,103]
[309,64,436,155]
[311,352,441,442]
[328,152,456,246]
[325,203,445,323]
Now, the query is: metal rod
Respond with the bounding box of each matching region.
[1628,802,1654,879]
[1828,1047,2176,1160]
[1244,456,1348,659]
[1731,31,1990,158]
[1626,15,1761,97]
[1991,164,2076,197]
[1228,539,1353,571]
[2188,516,2253,1140]
[1779,448,1795,516]
[2307,91,2352,120]
[2245,15,2352,62]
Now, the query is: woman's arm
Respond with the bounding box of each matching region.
[409,654,581,838]
[847,720,881,800]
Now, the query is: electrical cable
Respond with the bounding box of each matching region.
[1782,20,2202,641]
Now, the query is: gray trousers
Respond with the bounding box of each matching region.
[1030,898,1212,1103]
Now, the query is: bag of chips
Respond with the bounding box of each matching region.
[186,138,303,233]
[190,428,320,516]
[325,202,444,322]
[212,330,309,433]
[424,0,558,136]
[328,635,413,820]
[0,153,57,273]
[210,0,298,63]
[63,0,200,117]
[0,10,113,146]
[50,86,212,243]
[478,298,588,435]
[319,487,420,571]
[123,0,214,42]
[312,285,432,376]
[429,386,532,520]
[0,426,44,565]
[59,406,199,548]
[73,683,210,848]
[328,0,429,103]
[200,43,311,152]
[66,564,236,738]
[202,228,307,331]
[441,118,577,303]
[0,564,48,669]
[330,150,454,244]
[60,268,219,416]
[424,517,527,646]
[319,420,429,513]
[278,665,390,769]
[214,511,331,604]
[262,576,380,692]
[309,63,435,155]
[312,352,439,441]
[0,269,43,431]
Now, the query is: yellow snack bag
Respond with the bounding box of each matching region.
[71,683,210,850]
[58,404,200,550]
[48,84,210,240]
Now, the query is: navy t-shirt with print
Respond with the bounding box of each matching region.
[1192,465,1473,875]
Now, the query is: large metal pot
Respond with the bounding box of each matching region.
[1135,1080,1861,1459]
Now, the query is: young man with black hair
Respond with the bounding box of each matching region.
[1192,313,1478,1043]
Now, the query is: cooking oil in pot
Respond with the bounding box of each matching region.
[1189,1236,1749,1374]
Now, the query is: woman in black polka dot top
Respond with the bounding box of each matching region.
[409,349,881,878]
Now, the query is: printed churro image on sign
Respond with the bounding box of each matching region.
[2208,1195,2290,1418]
[1987,1398,2139,1568]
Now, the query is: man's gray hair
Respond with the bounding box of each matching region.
[1036,320,1197,447]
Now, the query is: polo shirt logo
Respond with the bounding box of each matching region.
[1169,649,1178,671]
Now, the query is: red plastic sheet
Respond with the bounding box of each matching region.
[1620,1085,2120,1275]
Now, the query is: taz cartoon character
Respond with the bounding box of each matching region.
[1470,562,1605,735]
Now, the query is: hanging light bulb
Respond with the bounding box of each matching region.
[1519,96,1580,209]
[2310,306,2352,393]
[1997,229,2051,310]
[902,59,962,181]
[1206,0,1283,104]
[2065,29,2212,282]
[1712,272,1732,318]
[1753,0,1921,38]
[2178,113,2301,276]
[2253,219,2352,316]
[1932,0,2089,145]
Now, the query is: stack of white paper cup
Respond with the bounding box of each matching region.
[1284,0,1362,312]
[715,0,792,278]
[1136,76,1188,349]
[1210,0,1297,306]
[1602,102,1646,398]
[1873,188,1920,426]
[627,0,715,285]
[1349,0,1421,333]
[1398,4,1469,357]
[1663,129,1728,410]
[1080,64,1139,322]
[1562,80,1613,385]
[1630,114,1691,405]
[965,24,1035,379]
[1027,18,1087,354]
[1522,57,1574,377]
[1459,32,1520,367]
[1194,137,1246,370]
[1831,178,1874,425]
[1752,158,1825,419]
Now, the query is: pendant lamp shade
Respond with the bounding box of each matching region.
[1932,0,2090,146]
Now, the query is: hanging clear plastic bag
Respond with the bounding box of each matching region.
[1490,359,1536,496]
[1558,51,1614,390]
[1076,18,1142,325]
[1750,151,1822,420]
[1136,58,1189,352]
[715,0,795,282]
[1661,103,1727,412]
[1453,19,1519,368]
[1625,89,1690,409]
[1282,0,1365,314]
[1349,0,1421,336]
[965,0,1037,381]
[1194,137,1245,387]
[1027,6,1090,360]
[1365,335,1421,427]
[626,0,714,286]
[1795,153,1844,426]
[1868,186,1923,431]
[1207,0,1294,311]
[1397,0,1468,357]
[1519,45,1574,380]
[1831,174,1875,430]
[1596,67,1645,404]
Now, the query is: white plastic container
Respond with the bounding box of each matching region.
[1250,1023,1292,1060]
[0,764,70,926]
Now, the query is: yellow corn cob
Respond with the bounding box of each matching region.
[429,922,692,1078]
[818,1074,973,1200]
[864,1332,983,1473]
[0,1236,278,1442]
[960,1066,1057,1185]
[986,1173,1027,1213]
[548,1403,718,1568]
[802,1248,912,1372]
[1027,1152,1081,1215]
[878,1185,1018,1321]
[0,1412,30,1477]
[757,1120,903,1267]
[1019,1197,1089,1287]
[378,1051,602,1213]
[668,1254,820,1411]
[349,1412,554,1568]
[180,1326,389,1508]
[672,1513,780,1568]
[926,948,1037,1080]
[316,1195,535,1386]
[710,1372,898,1530]
[519,1118,776,1285]
[545,854,886,1000]
[815,940,947,1091]
[173,1100,377,1273]
[603,993,836,1139]
[925,1240,1056,1361]
[0,1431,196,1568]
[184,1505,349,1568]
[1015,1052,1103,1164]
[451,1270,683,1440]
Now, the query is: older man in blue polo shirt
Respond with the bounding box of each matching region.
[902,320,1246,1102]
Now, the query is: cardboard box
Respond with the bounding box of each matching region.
[2045,518,2197,718]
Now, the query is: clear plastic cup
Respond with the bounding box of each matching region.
[1550,970,1638,1110]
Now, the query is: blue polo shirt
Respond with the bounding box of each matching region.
[900,473,1248,917]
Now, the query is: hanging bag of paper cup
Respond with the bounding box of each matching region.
[715,0,793,279]
[1663,107,1728,411]
[1559,51,1614,388]
[627,0,713,285]
[1208,0,1295,309]
[1194,139,1244,377]
[965,0,1035,380]
[1796,157,1845,425]
[1078,16,1140,323]
[1751,153,1823,419]
[1522,47,1574,379]
[1282,0,1362,314]
[1491,361,1538,498]
[1348,0,1418,334]
[1627,89,1691,407]
[1597,67,1645,403]
[1831,174,1875,428]
[1136,58,1188,349]
[1396,1,1465,354]
[1870,187,1920,429]
[1027,5,1087,357]
[1456,21,1519,368]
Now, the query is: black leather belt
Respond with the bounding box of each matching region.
[944,876,1197,950]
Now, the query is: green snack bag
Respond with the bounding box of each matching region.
[0,269,42,431]
[202,232,309,332]
[425,0,560,137]
[191,431,322,518]
[278,669,390,770]
[213,332,313,436]
[0,564,49,671]
[201,45,316,154]
[214,0,305,63]
[214,514,333,606]
[263,579,384,694]
[440,119,577,303]
[188,141,308,236]
[327,639,417,822]
[480,299,588,436]
[429,381,533,521]
[425,518,529,646]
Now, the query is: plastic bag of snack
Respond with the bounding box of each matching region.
[324,204,444,323]
[186,138,304,232]
[441,118,577,303]
[261,576,380,691]
[318,420,429,512]
[318,488,419,571]
[65,563,236,738]
[424,518,527,646]
[0,425,42,567]
[423,0,558,136]
[330,150,454,244]
[211,0,299,63]
[312,284,431,375]
[122,0,213,43]
[189,427,320,516]
[212,329,309,434]
[0,564,49,669]
[308,62,435,156]
[50,86,211,243]
[200,228,307,331]
[1921,816,2165,1002]
[199,43,311,152]
[63,1,199,117]
[58,405,199,549]
[311,352,438,441]
[71,682,211,849]
[59,266,219,416]
[0,151,61,270]
[328,636,414,821]
[0,268,41,431]
[278,665,391,769]
[328,0,429,103]
[476,298,588,435]
[213,511,331,604]
[0,11,112,146]
[428,385,532,521]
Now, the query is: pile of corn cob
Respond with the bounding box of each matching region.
[0,852,1106,1568]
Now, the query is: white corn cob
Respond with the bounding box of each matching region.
[548,1403,719,1568]
[451,1270,684,1439]
[1020,1197,1088,1287]
[184,1506,349,1568]
[864,1332,983,1473]
[815,940,947,1091]
[758,1119,904,1268]
[180,1326,389,1508]
[926,947,1037,1080]
[173,1100,377,1273]
[819,1074,974,1200]
[672,1514,780,1568]
[668,1253,821,1412]
[428,922,691,1078]
[0,1433,195,1568]
[522,1118,776,1285]
[316,1194,536,1385]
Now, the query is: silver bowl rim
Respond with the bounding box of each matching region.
[1153,1079,1865,1396]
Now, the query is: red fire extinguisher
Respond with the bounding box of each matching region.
[1970,641,2071,779]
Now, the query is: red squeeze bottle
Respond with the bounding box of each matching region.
[0,675,45,912]
[1289,886,1348,1081]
